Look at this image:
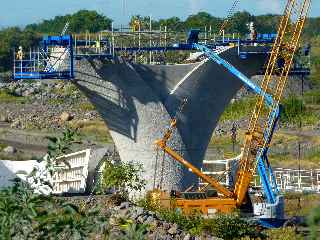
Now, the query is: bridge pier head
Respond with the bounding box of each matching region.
[74,46,267,194]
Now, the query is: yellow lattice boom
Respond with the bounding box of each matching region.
[219,0,240,35]
[234,0,311,206]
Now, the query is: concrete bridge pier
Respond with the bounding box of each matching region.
[74,47,267,193]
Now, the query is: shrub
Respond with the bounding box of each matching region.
[101,160,146,199]
[0,180,110,239]
[158,209,204,236]
[264,227,303,240]
[202,214,261,240]
[308,207,320,240]
[44,128,81,176]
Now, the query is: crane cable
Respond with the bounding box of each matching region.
[219,0,240,35]
[154,60,208,189]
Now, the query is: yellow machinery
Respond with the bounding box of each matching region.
[153,0,311,216]
[219,0,240,35]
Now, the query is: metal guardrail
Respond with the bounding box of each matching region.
[201,158,320,193]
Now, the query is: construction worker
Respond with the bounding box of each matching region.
[95,40,101,50]
[16,46,24,60]
[132,19,140,32]
[231,122,237,153]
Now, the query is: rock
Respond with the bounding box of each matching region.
[10,120,21,128]
[60,112,73,122]
[119,201,130,209]
[55,83,64,90]
[133,206,144,216]
[183,233,191,240]
[3,146,17,154]
[167,223,178,235]
[144,215,155,225]
[14,88,22,96]
[163,222,171,230]
[137,215,145,223]
[22,88,36,96]
[0,114,9,122]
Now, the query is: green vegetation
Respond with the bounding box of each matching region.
[142,203,262,239]
[0,89,29,103]
[139,198,262,239]
[304,89,320,105]
[101,159,146,200]
[285,193,320,217]
[45,128,81,176]
[0,180,110,239]
[220,97,256,121]
[156,209,204,236]
[69,120,112,143]
[78,102,96,112]
[264,227,304,240]
[25,10,112,34]
[281,94,319,126]
[0,27,40,72]
[308,206,320,240]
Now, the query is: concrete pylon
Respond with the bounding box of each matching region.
[74,46,267,193]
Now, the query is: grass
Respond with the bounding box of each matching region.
[263,227,304,240]
[219,93,320,127]
[304,90,320,105]
[78,102,96,111]
[47,98,65,105]
[220,97,257,122]
[285,193,320,217]
[0,89,29,104]
[69,120,112,143]
[50,81,79,97]
[0,142,8,151]
[0,152,42,161]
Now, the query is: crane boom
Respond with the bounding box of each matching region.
[234,0,311,206]
[155,139,234,197]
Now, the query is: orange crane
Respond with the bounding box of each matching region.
[152,0,311,217]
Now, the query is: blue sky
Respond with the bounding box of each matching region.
[0,0,319,28]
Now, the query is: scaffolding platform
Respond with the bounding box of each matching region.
[13,35,74,80]
[12,30,310,80]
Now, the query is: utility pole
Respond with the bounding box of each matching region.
[231,122,237,153]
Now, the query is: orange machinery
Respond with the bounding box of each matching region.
[151,0,311,216]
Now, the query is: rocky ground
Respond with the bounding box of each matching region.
[0,78,319,169]
[0,80,109,159]
[0,80,100,130]
[63,195,223,240]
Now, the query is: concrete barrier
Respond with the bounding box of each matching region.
[0,148,110,194]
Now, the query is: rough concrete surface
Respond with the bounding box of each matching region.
[74,46,268,193]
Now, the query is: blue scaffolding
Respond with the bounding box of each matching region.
[12,30,310,80]
[13,35,74,80]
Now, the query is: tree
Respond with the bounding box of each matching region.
[228,11,253,35]
[0,27,40,72]
[255,14,280,33]
[184,12,222,32]
[26,10,112,34]
[158,17,184,31]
